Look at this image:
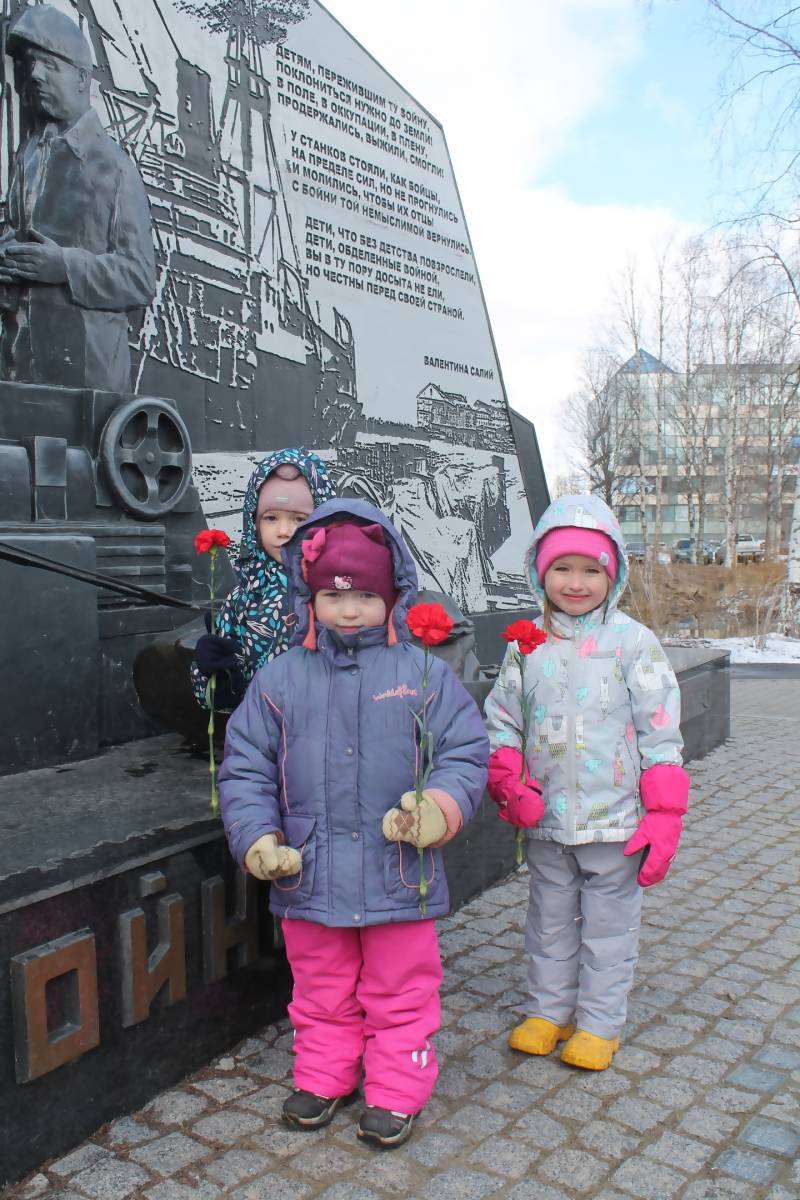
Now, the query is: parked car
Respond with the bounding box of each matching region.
[713,533,765,565]
[625,541,671,565]
[672,538,717,564]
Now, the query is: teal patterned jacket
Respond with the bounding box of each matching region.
[484,494,684,845]
[191,448,335,710]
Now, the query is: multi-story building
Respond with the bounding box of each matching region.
[610,349,800,552]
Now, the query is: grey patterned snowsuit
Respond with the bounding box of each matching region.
[484,495,684,1036]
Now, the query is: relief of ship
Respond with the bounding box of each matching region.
[1,0,362,451]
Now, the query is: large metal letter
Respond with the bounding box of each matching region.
[10,929,100,1084]
[201,873,260,983]
[118,893,186,1028]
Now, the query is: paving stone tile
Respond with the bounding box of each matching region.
[144,1182,221,1200]
[405,1133,460,1166]
[144,1090,211,1125]
[665,1054,729,1082]
[434,1066,479,1100]
[738,1116,800,1157]
[243,1048,294,1079]
[644,1130,716,1172]
[543,1087,602,1121]
[235,1082,291,1115]
[511,1110,568,1149]
[727,1065,786,1092]
[716,1148,780,1186]
[678,1106,741,1142]
[438,1102,508,1136]
[105,1117,160,1147]
[191,1110,265,1144]
[228,1179,311,1200]
[611,1157,685,1199]
[203,1148,273,1186]
[352,1153,428,1195]
[469,1137,539,1178]
[706,1087,762,1113]
[250,1127,323,1159]
[129,1132,210,1177]
[755,1044,800,1070]
[190,1077,258,1104]
[578,1120,640,1163]
[315,1186,383,1200]
[420,1168,499,1199]
[570,1068,631,1097]
[638,1076,698,1109]
[613,1046,661,1073]
[479,1079,545,1112]
[18,1173,49,1197]
[607,1095,668,1133]
[540,1148,610,1193]
[291,1143,361,1182]
[49,1144,111,1179]
[505,1189,577,1200]
[68,1158,152,1200]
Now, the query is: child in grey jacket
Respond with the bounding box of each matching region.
[485,495,689,1070]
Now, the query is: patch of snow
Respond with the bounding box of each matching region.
[703,634,800,663]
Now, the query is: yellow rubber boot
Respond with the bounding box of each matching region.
[560,1029,620,1070]
[508,1018,576,1056]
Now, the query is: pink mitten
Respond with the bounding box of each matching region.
[487,747,544,829]
[624,763,690,886]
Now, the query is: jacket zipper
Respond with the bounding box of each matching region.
[565,642,577,840]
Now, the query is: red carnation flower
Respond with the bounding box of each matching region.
[503,619,546,656]
[194,529,231,554]
[407,602,455,647]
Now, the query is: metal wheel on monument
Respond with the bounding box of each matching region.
[100,398,192,520]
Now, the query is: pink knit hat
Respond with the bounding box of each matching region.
[257,464,314,517]
[536,526,618,583]
[302,522,397,613]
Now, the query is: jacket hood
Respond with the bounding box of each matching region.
[238,447,335,569]
[284,498,419,647]
[525,493,629,614]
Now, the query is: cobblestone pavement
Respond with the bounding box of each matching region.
[5,677,800,1200]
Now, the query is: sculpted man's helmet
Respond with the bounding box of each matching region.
[6,4,94,71]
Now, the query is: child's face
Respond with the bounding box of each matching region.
[313,589,387,636]
[544,554,610,617]
[258,509,307,562]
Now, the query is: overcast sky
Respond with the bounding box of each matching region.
[321,0,742,484]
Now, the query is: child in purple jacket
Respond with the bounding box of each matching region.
[219,499,488,1149]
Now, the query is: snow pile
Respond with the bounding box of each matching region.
[704,634,800,664]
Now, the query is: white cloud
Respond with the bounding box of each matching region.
[321,0,696,482]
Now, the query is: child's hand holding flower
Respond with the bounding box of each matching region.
[382,791,447,848]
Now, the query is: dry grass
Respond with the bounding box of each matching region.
[621,560,786,639]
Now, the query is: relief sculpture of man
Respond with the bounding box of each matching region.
[0,5,156,392]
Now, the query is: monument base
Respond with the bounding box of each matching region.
[0,652,730,1187]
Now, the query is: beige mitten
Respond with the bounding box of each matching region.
[382,791,447,848]
[245,833,302,880]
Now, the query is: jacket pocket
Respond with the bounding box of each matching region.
[383,842,444,904]
[271,813,316,902]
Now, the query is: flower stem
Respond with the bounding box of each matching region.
[208,546,219,816]
[208,674,218,816]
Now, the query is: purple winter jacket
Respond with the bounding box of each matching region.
[218,499,489,926]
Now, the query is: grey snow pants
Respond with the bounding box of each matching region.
[524,839,642,1039]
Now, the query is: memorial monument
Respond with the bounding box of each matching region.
[0,1,550,1183]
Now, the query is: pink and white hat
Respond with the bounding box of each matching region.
[536,526,618,583]
[256,464,315,517]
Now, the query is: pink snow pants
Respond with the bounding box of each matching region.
[282,918,442,1114]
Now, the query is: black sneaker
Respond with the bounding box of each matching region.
[357,1105,416,1149]
[282,1088,358,1129]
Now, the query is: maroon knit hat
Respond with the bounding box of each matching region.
[302,522,396,613]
